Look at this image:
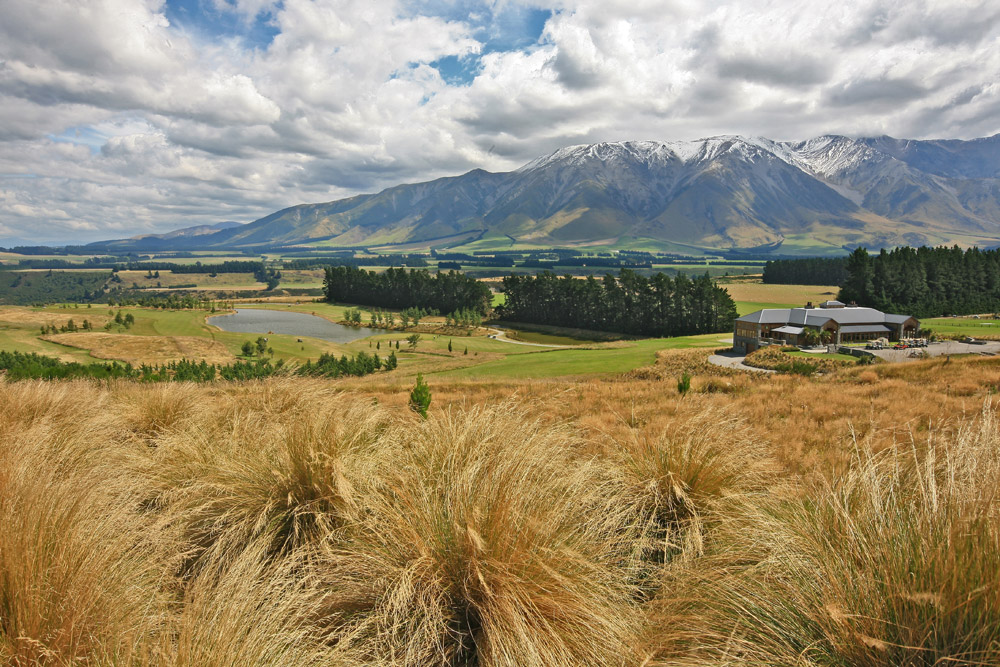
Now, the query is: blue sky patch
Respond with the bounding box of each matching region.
[163,0,282,50]
[422,4,552,85]
[47,126,108,154]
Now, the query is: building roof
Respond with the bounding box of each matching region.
[736,309,793,324]
[737,306,916,328]
[772,325,805,334]
[840,324,891,334]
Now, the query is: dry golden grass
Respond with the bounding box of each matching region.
[43,332,233,364]
[744,345,852,373]
[2,356,999,665]
[0,306,110,328]
[645,403,1000,666]
[721,281,839,306]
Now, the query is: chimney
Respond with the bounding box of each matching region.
[805,301,813,309]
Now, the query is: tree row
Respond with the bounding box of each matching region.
[496,270,738,337]
[323,266,492,315]
[839,245,1000,317]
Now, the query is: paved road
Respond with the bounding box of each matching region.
[708,350,776,373]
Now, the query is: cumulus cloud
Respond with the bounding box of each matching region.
[0,0,998,243]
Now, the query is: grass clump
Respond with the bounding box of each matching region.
[611,408,778,577]
[322,403,644,666]
[144,391,391,569]
[652,404,1000,666]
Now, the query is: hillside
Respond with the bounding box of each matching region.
[94,134,1000,255]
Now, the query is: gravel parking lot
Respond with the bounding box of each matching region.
[867,339,1000,362]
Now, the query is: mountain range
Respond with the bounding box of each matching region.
[94,134,1000,256]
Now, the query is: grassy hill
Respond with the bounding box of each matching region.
[1,350,999,664]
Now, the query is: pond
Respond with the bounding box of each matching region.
[208,308,377,344]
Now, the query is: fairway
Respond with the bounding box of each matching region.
[437,334,724,379]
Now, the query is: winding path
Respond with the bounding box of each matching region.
[708,350,777,373]
[484,327,571,348]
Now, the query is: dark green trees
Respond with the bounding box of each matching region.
[839,247,875,306]
[762,257,849,285]
[496,269,738,337]
[838,245,1000,317]
[323,266,492,315]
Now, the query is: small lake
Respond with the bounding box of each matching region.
[208,308,377,343]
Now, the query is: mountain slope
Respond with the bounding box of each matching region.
[94,134,1000,254]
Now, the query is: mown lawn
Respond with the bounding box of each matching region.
[436,334,726,379]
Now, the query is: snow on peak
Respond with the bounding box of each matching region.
[516,134,900,178]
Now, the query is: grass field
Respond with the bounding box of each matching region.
[44,332,233,364]
[3,273,1000,664]
[721,282,840,315]
[116,270,261,289]
[922,316,1000,339]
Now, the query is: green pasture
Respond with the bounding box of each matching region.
[435,333,725,379]
[0,325,98,362]
[921,317,1000,339]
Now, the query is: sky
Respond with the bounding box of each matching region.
[1,0,999,245]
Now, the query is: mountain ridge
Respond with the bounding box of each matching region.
[93,133,1000,256]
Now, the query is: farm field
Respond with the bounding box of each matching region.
[116,270,262,289]
[720,281,840,314]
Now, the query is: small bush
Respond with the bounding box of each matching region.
[409,373,431,418]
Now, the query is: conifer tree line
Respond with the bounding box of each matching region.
[497,270,738,336]
[762,257,848,285]
[838,246,1000,317]
[0,349,395,382]
[323,266,492,315]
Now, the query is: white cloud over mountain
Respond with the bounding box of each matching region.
[1,0,998,243]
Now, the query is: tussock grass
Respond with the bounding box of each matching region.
[323,403,645,666]
[610,408,779,571]
[158,542,358,667]
[649,404,1000,666]
[146,393,390,568]
[2,371,999,665]
[0,404,167,665]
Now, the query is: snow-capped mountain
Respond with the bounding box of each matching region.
[94,134,1000,254]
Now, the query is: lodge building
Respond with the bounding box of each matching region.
[733,300,919,354]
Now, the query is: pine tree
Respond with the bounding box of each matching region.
[408,373,431,419]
